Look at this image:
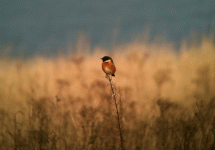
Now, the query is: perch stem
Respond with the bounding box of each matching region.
[107,75,124,150]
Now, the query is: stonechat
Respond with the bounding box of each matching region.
[101,56,116,77]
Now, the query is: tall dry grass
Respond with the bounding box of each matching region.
[0,36,215,149]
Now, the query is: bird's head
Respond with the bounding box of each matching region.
[101,56,113,62]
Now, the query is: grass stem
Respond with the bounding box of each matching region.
[106,75,125,150]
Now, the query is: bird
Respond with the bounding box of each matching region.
[101,56,116,77]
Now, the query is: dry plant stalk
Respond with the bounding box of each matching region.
[106,75,125,150]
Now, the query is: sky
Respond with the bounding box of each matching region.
[1,0,215,57]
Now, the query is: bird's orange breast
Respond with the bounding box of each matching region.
[102,62,116,74]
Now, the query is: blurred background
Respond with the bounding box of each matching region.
[1,1,215,149]
[1,0,215,57]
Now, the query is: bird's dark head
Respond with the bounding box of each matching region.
[101,56,113,62]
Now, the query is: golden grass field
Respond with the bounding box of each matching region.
[0,36,215,149]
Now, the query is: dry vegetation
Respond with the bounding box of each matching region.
[0,37,215,150]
